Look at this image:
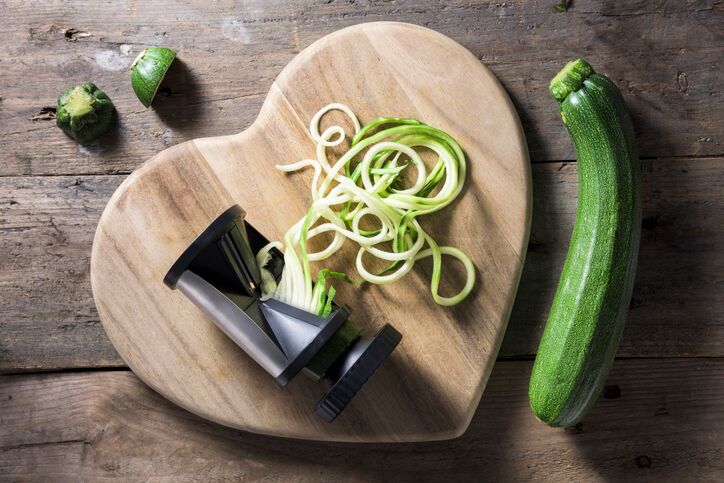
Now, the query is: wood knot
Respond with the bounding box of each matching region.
[677,72,689,94]
[642,215,659,231]
[603,384,621,399]
[30,107,56,121]
[64,28,91,42]
[564,422,584,434]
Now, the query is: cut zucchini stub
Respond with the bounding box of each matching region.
[131,47,177,108]
[56,82,115,144]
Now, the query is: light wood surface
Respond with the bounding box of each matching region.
[89,22,531,442]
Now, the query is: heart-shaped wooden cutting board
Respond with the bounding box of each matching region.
[91,22,531,442]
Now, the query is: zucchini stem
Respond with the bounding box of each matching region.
[549,59,595,102]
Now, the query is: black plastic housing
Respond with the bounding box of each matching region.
[164,205,401,421]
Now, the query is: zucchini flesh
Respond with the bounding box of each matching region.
[529,60,641,427]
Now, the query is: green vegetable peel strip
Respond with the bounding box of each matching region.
[257,104,475,315]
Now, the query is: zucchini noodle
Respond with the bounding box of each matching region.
[256,104,475,315]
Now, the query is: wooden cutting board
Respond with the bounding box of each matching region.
[91,22,531,442]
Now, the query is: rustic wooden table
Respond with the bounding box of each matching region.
[1,1,722,481]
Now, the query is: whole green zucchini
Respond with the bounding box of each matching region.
[529,59,641,427]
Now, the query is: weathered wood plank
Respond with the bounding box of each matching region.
[505,156,724,357]
[1,0,721,176]
[1,157,721,371]
[0,176,123,370]
[2,358,723,481]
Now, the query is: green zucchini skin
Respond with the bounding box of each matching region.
[529,60,641,427]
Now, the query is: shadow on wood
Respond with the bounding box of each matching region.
[3,358,723,480]
[153,58,204,133]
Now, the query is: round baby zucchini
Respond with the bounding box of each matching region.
[529,59,641,427]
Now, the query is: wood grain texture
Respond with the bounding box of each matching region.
[3,359,724,481]
[90,22,531,441]
[1,1,721,176]
[2,158,722,371]
[0,0,722,479]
